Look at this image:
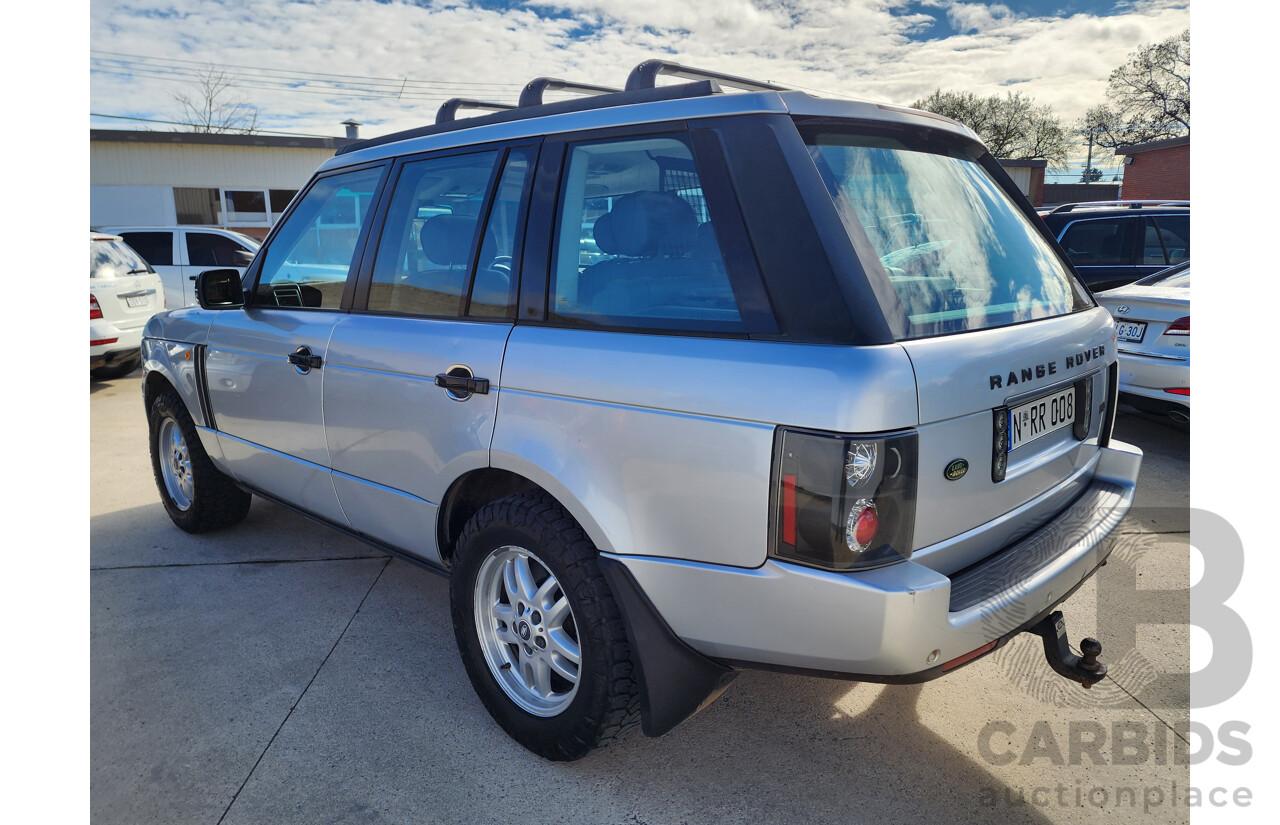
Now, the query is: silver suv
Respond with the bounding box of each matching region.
[140,61,1143,761]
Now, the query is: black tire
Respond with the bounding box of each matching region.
[91,354,140,380]
[148,388,251,533]
[450,490,640,761]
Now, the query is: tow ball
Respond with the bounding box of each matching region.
[1026,610,1107,688]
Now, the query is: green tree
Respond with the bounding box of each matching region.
[909,89,1072,163]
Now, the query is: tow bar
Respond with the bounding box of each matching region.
[1026,610,1107,688]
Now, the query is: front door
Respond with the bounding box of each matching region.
[205,164,386,524]
[324,145,535,563]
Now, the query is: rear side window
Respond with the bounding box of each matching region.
[187,232,252,267]
[366,150,500,316]
[255,166,383,309]
[549,135,744,333]
[119,232,173,267]
[1151,214,1189,264]
[1059,219,1134,266]
[806,131,1090,339]
[91,238,152,278]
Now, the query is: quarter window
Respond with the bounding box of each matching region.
[367,151,500,316]
[255,167,383,309]
[549,135,744,332]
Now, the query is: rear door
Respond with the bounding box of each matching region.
[205,164,387,523]
[114,230,181,309]
[323,144,535,564]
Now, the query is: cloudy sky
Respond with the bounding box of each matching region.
[89,0,1190,173]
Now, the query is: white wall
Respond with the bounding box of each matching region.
[90,142,332,189]
[90,185,176,228]
[1003,166,1033,196]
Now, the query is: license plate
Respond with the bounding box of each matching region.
[125,295,150,308]
[1008,389,1076,452]
[1115,320,1146,342]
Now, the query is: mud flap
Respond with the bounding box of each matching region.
[598,557,738,737]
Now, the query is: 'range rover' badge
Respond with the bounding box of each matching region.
[944,459,969,481]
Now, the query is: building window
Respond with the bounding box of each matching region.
[174,188,221,225]
[224,189,269,225]
[270,189,298,215]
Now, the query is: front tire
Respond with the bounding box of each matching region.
[450,491,640,760]
[148,388,251,533]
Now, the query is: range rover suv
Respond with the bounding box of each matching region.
[140,61,1142,761]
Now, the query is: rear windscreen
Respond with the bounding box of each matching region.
[804,131,1091,340]
[90,238,153,278]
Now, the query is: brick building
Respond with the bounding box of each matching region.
[1115,135,1189,201]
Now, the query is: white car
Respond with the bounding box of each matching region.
[90,232,165,378]
[1095,261,1190,422]
[96,226,259,309]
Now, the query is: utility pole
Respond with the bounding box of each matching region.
[1084,128,1094,186]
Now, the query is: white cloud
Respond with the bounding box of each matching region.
[88,0,1190,153]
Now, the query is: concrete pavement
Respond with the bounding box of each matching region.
[91,370,1191,824]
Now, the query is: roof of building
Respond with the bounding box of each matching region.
[1114,134,1190,156]
[90,129,355,151]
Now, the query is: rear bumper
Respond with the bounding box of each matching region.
[90,322,144,366]
[610,439,1142,678]
[1117,349,1189,407]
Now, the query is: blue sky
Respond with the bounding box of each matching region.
[89,0,1190,175]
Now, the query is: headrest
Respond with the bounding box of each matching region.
[421,214,476,266]
[591,191,697,258]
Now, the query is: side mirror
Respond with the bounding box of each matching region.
[231,248,256,267]
[195,269,245,309]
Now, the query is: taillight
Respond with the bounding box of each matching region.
[90,294,103,319]
[1163,316,1190,336]
[771,428,917,571]
[1165,387,1190,396]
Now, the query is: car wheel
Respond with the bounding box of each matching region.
[450,490,640,761]
[91,354,140,380]
[148,388,251,533]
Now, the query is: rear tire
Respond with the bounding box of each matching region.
[450,491,640,761]
[148,388,251,533]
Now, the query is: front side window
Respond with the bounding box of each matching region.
[549,135,744,332]
[367,151,500,316]
[255,166,383,309]
[1059,218,1134,266]
[805,130,1090,339]
[187,232,252,267]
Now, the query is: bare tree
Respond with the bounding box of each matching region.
[910,89,1073,164]
[172,65,260,134]
[1080,29,1189,149]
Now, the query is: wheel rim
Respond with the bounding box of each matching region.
[473,545,581,716]
[158,418,194,511]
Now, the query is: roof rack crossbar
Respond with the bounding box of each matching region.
[436,98,516,125]
[1048,200,1190,215]
[625,60,787,93]
[518,78,620,108]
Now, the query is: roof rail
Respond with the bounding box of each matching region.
[436,98,515,125]
[625,60,787,93]
[1048,200,1190,215]
[518,78,620,108]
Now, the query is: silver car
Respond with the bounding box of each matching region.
[139,61,1142,760]
[1095,261,1190,422]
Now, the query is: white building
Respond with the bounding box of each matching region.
[90,129,355,239]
